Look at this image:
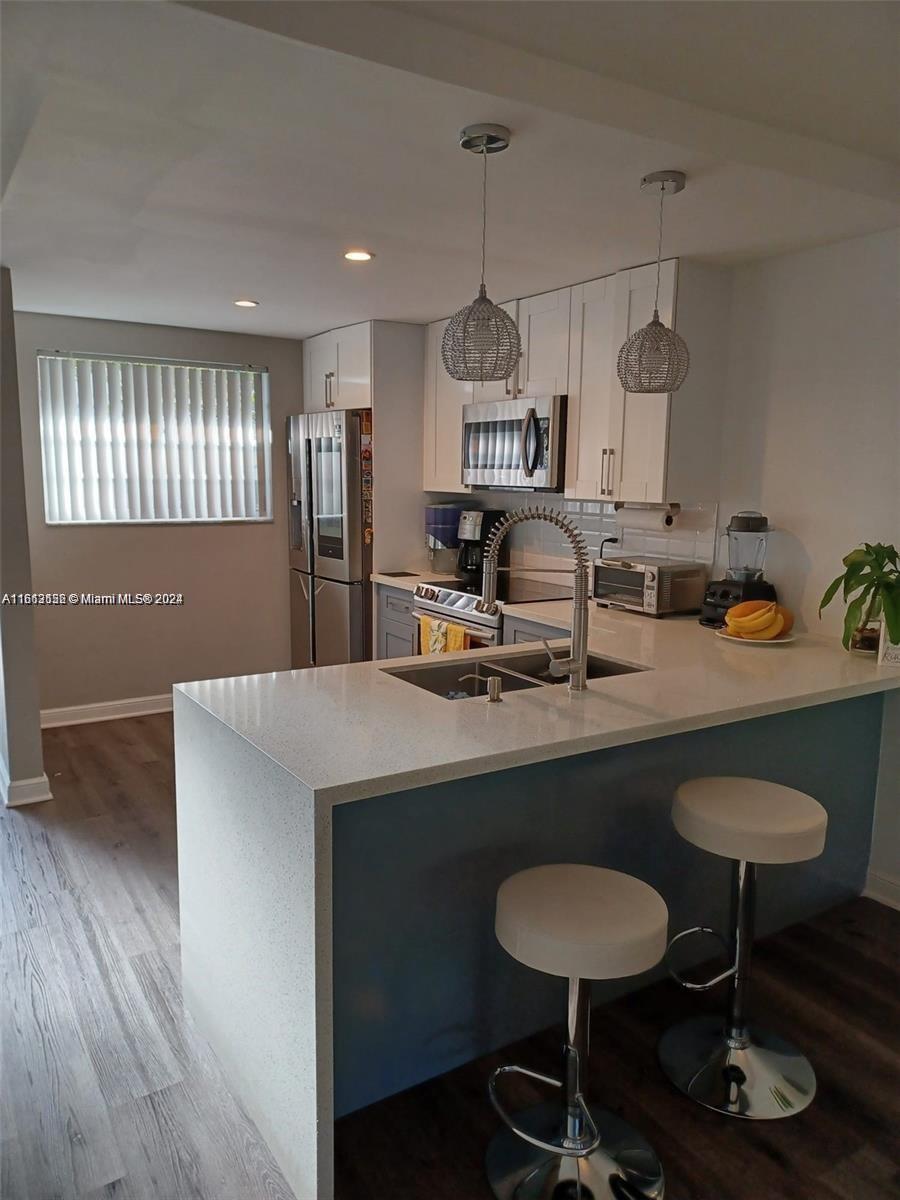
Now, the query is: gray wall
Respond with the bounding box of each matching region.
[14,312,302,710]
[0,268,47,799]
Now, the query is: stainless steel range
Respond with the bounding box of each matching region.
[413,582,501,647]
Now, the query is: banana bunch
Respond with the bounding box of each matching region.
[724,600,794,640]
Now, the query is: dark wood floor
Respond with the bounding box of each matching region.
[2,715,898,1200]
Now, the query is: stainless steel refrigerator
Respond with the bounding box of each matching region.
[288,410,373,668]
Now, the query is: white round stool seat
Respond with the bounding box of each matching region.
[673,776,827,864]
[495,864,668,981]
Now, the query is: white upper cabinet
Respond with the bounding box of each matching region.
[303,330,334,412]
[302,322,372,411]
[614,260,676,503]
[518,287,570,397]
[333,322,372,409]
[563,258,730,506]
[474,300,519,403]
[423,319,473,492]
[564,274,621,502]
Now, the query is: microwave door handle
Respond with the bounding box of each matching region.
[519,407,537,478]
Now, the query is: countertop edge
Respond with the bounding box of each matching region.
[309,673,898,807]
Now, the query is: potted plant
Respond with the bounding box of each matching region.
[820,543,900,654]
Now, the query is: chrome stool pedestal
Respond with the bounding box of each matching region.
[659,859,816,1119]
[487,978,664,1200]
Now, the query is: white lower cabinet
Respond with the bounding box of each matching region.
[423,318,473,492]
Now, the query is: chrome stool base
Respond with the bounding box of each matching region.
[486,1100,665,1200]
[658,1014,816,1120]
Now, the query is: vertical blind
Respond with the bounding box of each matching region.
[37,354,271,523]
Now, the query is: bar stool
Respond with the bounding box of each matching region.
[487,864,668,1200]
[658,776,827,1120]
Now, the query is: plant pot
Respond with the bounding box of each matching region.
[850,622,881,655]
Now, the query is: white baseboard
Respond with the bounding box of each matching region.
[3,771,53,807]
[41,693,173,728]
[864,870,900,912]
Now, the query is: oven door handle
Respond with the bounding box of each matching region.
[519,408,538,478]
[412,611,498,643]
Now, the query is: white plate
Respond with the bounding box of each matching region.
[715,629,796,646]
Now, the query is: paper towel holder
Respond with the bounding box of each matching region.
[614,502,681,529]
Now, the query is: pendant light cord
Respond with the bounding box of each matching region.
[480,143,488,289]
[653,183,664,313]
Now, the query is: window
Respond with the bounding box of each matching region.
[37,353,271,524]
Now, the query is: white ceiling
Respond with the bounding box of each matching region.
[2,1,897,339]
[390,1,900,163]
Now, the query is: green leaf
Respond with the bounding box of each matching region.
[842,592,866,650]
[842,563,872,600]
[819,573,844,615]
[882,585,900,647]
[842,548,870,567]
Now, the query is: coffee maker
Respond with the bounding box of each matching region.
[456,510,507,592]
[425,503,467,574]
[700,511,778,627]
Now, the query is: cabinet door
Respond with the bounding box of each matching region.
[378,616,419,660]
[502,616,566,645]
[565,276,622,500]
[613,260,677,503]
[333,322,372,409]
[519,288,570,397]
[304,332,336,412]
[423,319,472,492]
[473,300,519,403]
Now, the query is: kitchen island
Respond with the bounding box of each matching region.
[174,606,899,1200]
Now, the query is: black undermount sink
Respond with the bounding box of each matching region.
[382,647,644,700]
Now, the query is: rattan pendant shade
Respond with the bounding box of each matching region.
[442,284,520,382]
[442,125,521,383]
[617,171,690,394]
[617,310,690,394]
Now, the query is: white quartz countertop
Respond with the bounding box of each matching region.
[176,600,900,808]
[371,570,457,590]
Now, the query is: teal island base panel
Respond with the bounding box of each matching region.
[332,694,882,1117]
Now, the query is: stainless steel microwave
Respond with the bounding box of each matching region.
[461,395,566,491]
[593,556,707,616]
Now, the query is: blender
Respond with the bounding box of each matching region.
[700,511,777,627]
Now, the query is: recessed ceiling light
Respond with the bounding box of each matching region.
[344,250,374,262]
[233,298,259,308]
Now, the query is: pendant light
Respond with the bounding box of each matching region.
[442,124,521,383]
[617,170,690,394]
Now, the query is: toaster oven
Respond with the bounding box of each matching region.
[593,557,707,616]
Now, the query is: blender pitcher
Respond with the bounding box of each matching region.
[725,511,771,582]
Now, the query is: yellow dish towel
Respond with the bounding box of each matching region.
[419,614,470,654]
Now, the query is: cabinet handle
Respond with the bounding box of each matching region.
[325,371,335,407]
[600,448,608,496]
[606,448,615,497]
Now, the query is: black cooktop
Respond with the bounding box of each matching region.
[430,577,573,604]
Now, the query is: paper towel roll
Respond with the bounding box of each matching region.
[615,506,677,532]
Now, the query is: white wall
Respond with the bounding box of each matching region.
[14,312,302,711]
[1,269,50,804]
[719,228,900,636]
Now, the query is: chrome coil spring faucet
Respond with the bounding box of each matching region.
[480,506,592,692]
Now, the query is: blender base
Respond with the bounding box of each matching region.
[699,578,777,628]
